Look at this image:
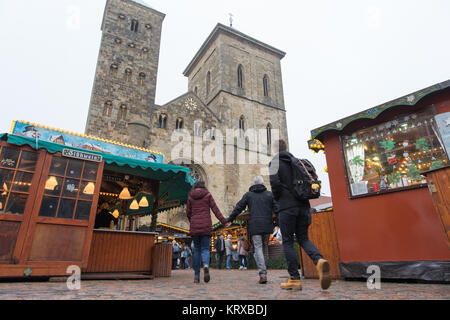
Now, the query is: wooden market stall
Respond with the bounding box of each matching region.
[0,121,194,278]
[308,80,450,282]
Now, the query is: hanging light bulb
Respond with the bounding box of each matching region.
[44,176,58,191]
[83,182,95,195]
[111,209,119,218]
[139,196,149,207]
[129,199,139,210]
[0,201,2,210]
[119,187,132,199]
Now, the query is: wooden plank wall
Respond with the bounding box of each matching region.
[299,211,342,279]
[151,244,172,277]
[84,230,155,273]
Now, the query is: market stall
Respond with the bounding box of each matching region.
[308,80,450,281]
[0,121,194,278]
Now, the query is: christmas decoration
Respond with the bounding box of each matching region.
[414,138,429,151]
[379,139,395,151]
[387,154,397,165]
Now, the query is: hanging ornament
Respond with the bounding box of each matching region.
[387,154,397,165]
[403,140,409,147]
[403,152,409,157]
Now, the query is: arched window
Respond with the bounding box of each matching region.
[158,114,167,129]
[206,71,211,96]
[194,86,198,95]
[118,104,127,121]
[194,122,202,137]
[131,19,139,32]
[110,63,118,75]
[263,75,269,97]
[266,123,272,151]
[210,126,216,140]
[237,64,244,89]
[125,68,132,82]
[239,115,245,138]
[139,72,146,86]
[176,118,184,130]
[103,101,112,117]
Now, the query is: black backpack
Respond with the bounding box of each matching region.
[289,157,321,200]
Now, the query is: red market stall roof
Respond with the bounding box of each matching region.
[310,79,450,142]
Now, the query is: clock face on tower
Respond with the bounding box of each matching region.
[184,97,198,111]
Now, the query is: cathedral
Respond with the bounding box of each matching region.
[85,0,289,227]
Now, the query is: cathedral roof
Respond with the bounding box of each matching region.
[183,23,286,77]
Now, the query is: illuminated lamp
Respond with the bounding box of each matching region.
[129,199,139,210]
[83,182,95,195]
[139,196,149,207]
[44,176,58,191]
[111,209,119,218]
[119,187,132,200]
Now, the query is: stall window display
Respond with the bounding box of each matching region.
[39,156,98,220]
[342,108,448,197]
[0,147,38,215]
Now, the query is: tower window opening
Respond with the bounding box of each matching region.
[159,114,167,129]
[263,75,269,97]
[119,104,127,121]
[131,19,139,32]
[103,101,113,117]
[237,65,244,89]
[176,118,184,130]
[206,71,211,96]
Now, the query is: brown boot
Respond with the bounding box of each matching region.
[316,259,331,290]
[280,277,302,290]
[259,276,267,284]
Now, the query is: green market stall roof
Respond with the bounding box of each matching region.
[1,133,195,212]
[310,79,450,141]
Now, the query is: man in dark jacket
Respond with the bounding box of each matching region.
[228,176,277,284]
[214,234,226,269]
[269,139,331,291]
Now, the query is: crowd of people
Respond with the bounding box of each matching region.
[182,139,331,291]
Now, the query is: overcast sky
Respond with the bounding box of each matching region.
[1,0,450,196]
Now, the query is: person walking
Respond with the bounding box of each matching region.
[227,176,276,284]
[237,236,248,270]
[225,235,234,269]
[269,139,331,291]
[214,234,226,269]
[186,180,231,283]
[171,241,180,270]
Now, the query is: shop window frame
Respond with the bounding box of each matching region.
[339,105,448,200]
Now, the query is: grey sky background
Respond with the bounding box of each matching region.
[1,0,450,196]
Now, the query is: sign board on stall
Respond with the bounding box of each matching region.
[10,120,163,163]
[62,148,102,162]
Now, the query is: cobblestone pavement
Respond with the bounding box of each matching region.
[0,269,448,300]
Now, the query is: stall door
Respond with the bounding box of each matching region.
[0,143,45,265]
[19,153,103,272]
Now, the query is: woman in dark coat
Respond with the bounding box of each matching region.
[186,181,230,283]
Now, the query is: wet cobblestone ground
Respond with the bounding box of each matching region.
[0,269,448,300]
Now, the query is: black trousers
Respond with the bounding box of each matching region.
[278,206,323,279]
[216,252,225,269]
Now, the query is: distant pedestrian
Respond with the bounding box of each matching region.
[237,236,248,270]
[227,176,276,284]
[186,180,231,283]
[172,241,181,270]
[225,235,234,269]
[214,234,226,269]
[181,245,191,269]
[269,139,331,291]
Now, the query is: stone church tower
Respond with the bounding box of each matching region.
[85,0,164,147]
[85,0,289,226]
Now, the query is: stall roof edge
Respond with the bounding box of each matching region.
[310,79,450,141]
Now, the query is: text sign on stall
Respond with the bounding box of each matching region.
[62,148,103,163]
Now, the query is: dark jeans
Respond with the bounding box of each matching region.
[192,235,211,276]
[216,252,225,269]
[278,206,323,280]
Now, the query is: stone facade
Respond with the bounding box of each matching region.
[85,1,289,227]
